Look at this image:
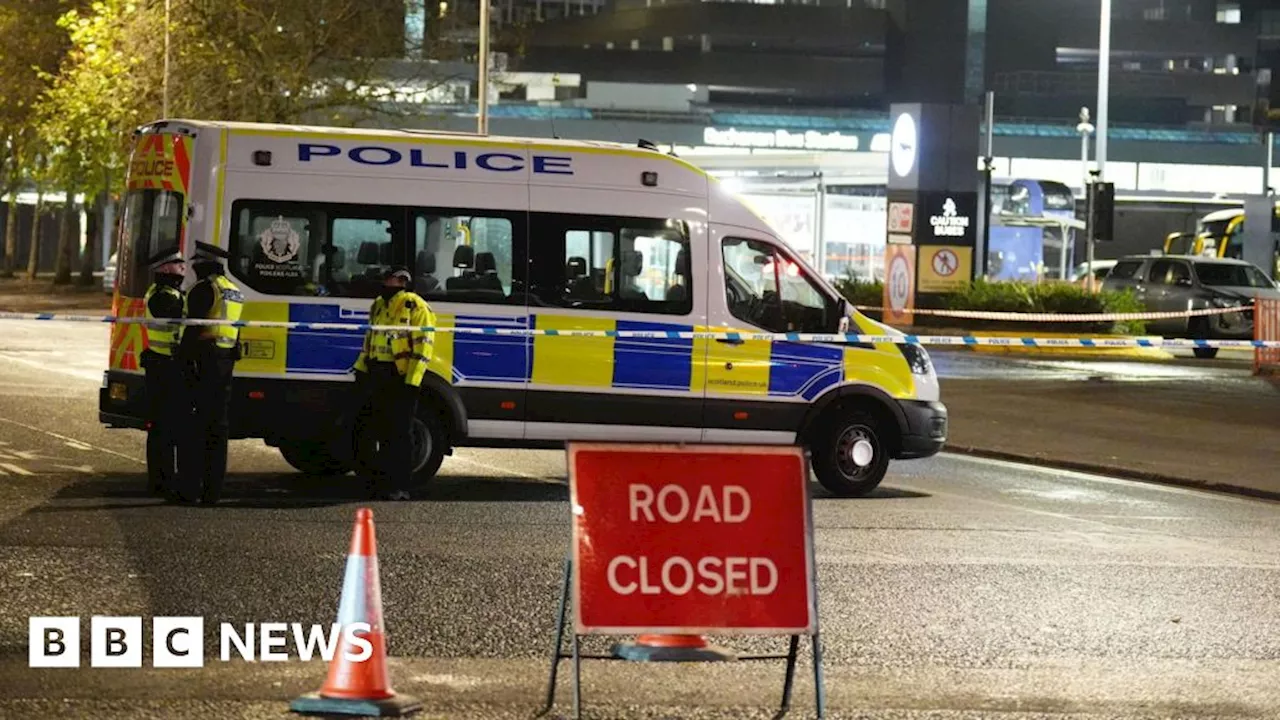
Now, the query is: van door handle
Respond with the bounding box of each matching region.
[716,338,744,346]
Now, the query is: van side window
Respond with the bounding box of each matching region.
[412,212,520,304]
[529,213,692,315]
[722,237,834,334]
[229,200,403,298]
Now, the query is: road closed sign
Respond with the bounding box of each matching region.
[569,443,814,635]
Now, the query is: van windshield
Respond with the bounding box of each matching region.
[118,189,184,297]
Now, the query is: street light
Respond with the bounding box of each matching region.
[1095,0,1110,181]
[1077,107,1097,291]
[477,0,490,135]
[162,0,170,118]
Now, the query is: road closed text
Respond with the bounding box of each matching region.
[605,483,777,597]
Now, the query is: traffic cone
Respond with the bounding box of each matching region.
[291,508,422,717]
[611,633,737,662]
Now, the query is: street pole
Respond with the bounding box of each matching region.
[980,90,994,280]
[163,0,171,118]
[477,0,490,135]
[1265,130,1274,195]
[1095,0,1111,181]
[1077,107,1095,290]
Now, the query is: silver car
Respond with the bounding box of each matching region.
[1100,254,1280,359]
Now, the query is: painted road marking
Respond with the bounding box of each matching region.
[0,463,33,476]
[0,417,144,465]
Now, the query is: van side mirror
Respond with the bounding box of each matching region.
[1176,277,1193,287]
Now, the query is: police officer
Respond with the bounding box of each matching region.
[140,248,188,498]
[177,240,244,504]
[351,266,435,500]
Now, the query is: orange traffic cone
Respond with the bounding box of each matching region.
[291,508,422,717]
[611,633,737,662]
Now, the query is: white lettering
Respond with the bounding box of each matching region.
[662,557,695,595]
[639,556,661,595]
[697,557,725,595]
[725,557,749,595]
[692,485,722,522]
[724,485,750,522]
[628,484,654,522]
[259,622,288,661]
[615,556,784,596]
[703,126,858,151]
[607,556,638,595]
[342,623,373,662]
[291,623,340,662]
[750,558,778,595]
[657,485,690,523]
[220,623,253,662]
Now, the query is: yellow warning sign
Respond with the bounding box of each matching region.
[918,245,972,293]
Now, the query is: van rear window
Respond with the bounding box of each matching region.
[118,189,184,297]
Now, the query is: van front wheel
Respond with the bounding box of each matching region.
[811,409,891,497]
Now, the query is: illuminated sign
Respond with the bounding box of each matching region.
[702,127,860,151]
[890,112,917,178]
[929,197,971,238]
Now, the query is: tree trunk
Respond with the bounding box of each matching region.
[78,193,101,286]
[1,137,17,278]
[53,200,74,285]
[2,193,16,278]
[26,193,44,280]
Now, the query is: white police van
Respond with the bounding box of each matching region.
[100,119,947,497]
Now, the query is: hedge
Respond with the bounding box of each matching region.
[832,275,1148,335]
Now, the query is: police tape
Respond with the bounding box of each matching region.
[849,305,1252,322]
[1,311,1277,349]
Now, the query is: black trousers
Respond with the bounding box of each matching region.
[181,351,236,502]
[142,352,188,493]
[366,363,419,493]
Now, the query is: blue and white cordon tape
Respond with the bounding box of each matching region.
[0,310,1277,350]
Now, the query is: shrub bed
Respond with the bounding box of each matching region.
[832,275,1148,335]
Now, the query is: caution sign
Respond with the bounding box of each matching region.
[882,243,915,326]
[569,443,814,635]
[918,245,972,293]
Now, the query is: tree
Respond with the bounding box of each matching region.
[0,0,70,278]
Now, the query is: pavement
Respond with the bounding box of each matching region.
[0,321,1277,717]
[930,349,1280,499]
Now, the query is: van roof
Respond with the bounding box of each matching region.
[142,118,674,156]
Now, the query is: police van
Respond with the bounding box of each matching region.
[100,119,947,497]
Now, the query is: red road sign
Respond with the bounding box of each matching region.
[569,443,814,635]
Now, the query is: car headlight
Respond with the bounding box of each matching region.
[898,343,933,375]
[1211,296,1240,308]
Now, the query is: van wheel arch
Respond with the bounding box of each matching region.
[800,385,908,452]
[416,372,467,450]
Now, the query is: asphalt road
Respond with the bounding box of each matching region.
[0,322,1278,719]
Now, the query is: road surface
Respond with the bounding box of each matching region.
[0,322,1278,719]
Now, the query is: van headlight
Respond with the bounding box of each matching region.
[898,343,933,375]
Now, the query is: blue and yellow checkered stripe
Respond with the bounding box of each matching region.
[231,304,911,400]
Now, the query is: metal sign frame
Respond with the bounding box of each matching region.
[538,441,826,720]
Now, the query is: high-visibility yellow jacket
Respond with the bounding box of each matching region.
[353,290,436,387]
[143,283,186,357]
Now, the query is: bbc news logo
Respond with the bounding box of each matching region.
[29,616,373,668]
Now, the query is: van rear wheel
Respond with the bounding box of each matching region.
[811,409,891,497]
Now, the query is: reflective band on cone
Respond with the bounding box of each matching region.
[290,508,422,717]
[611,633,737,662]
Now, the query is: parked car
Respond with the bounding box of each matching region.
[1100,254,1280,359]
[103,251,117,294]
[1070,259,1116,287]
